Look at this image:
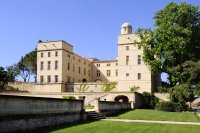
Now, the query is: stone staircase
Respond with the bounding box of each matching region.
[87,111,105,120]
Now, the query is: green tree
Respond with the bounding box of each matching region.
[169,84,193,104]
[15,50,37,82]
[130,85,140,92]
[76,82,89,92]
[0,67,15,89]
[23,50,37,82]
[17,56,31,82]
[136,2,200,86]
[101,82,117,93]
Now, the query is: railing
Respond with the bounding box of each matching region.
[85,93,110,105]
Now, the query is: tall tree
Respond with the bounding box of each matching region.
[23,50,37,82]
[16,49,37,82]
[136,2,200,86]
[0,67,15,89]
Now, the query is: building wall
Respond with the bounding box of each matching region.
[91,61,118,82]
[37,40,92,85]
[117,34,153,93]
[36,23,161,93]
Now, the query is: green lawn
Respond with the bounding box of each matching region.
[36,121,200,133]
[33,109,200,133]
[109,109,200,122]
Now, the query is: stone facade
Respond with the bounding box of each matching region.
[36,22,161,93]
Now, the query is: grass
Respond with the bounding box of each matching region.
[109,109,200,122]
[31,109,200,133]
[34,121,200,133]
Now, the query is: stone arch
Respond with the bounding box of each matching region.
[95,79,102,82]
[114,95,129,102]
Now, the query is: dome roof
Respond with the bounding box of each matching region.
[121,22,132,28]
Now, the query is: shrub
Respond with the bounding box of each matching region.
[156,102,175,112]
[84,104,95,109]
[63,96,76,100]
[142,92,159,109]
[155,87,169,93]
[156,101,185,112]
[130,85,140,92]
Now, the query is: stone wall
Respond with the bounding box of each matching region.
[95,99,131,115]
[154,93,170,101]
[67,82,109,92]
[0,95,85,132]
[8,82,35,92]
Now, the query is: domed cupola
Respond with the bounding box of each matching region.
[121,22,132,35]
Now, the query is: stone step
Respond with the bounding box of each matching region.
[87,111,105,120]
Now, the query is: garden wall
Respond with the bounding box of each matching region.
[0,95,86,132]
[95,99,131,115]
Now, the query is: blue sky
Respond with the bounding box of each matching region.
[0,0,199,81]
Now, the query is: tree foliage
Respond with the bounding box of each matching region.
[135,2,200,86]
[130,85,140,92]
[9,50,37,82]
[0,67,15,89]
[76,82,89,92]
[101,82,117,93]
[169,84,193,104]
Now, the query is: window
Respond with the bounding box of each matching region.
[41,53,44,58]
[78,59,81,63]
[55,75,58,83]
[40,62,44,70]
[138,46,141,50]
[48,52,51,57]
[73,56,75,60]
[97,64,100,67]
[84,68,86,75]
[68,63,70,70]
[116,70,118,76]
[67,54,70,59]
[126,56,129,65]
[107,70,111,77]
[107,63,110,66]
[126,46,129,50]
[47,75,51,83]
[79,67,81,74]
[84,61,86,65]
[116,63,118,66]
[138,55,141,65]
[55,61,58,70]
[126,73,129,77]
[55,51,58,57]
[48,61,51,70]
[40,76,44,83]
[138,73,141,80]
[97,70,100,77]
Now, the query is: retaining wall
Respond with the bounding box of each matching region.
[0,95,85,132]
[95,99,131,115]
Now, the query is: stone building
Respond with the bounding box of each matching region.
[36,22,161,93]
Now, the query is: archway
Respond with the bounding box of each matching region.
[82,79,87,82]
[95,79,102,82]
[114,95,129,102]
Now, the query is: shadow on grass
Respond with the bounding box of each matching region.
[105,110,132,118]
[19,120,101,133]
[17,110,133,133]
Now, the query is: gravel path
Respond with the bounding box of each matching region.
[102,119,200,125]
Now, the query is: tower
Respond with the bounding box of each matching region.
[121,22,132,34]
[117,22,153,93]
